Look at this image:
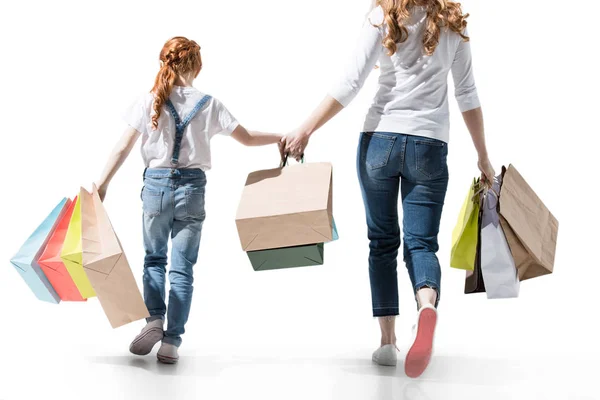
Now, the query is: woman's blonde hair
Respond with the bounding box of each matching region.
[150,37,202,130]
[374,0,469,56]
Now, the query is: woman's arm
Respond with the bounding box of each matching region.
[96,126,141,201]
[284,8,384,159]
[284,96,344,160]
[462,107,495,183]
[451,31,494,183]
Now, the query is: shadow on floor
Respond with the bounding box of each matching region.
[87,352,531,384]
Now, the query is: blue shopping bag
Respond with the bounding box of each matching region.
[10,198,69,303]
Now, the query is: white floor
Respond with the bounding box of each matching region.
[2,336,597,400]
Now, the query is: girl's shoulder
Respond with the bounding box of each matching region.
[128,91,156,113]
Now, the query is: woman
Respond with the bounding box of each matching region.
[283,0,495,378]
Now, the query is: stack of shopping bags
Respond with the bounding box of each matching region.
[235,157,338,271]
[451,164,559,299]
[10,185,149,328]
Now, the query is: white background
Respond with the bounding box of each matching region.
[1,1,599,399]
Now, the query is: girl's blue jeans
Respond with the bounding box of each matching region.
[141,168,206,347]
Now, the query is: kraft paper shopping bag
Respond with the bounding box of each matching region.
[236,161,334,252]
[499,165,559,281]
[10,198,69,303]
[38,196,86,302]
[80,185,149,328]
[61,195,96,299]
[451,179,481,270]
[480,175,520,299]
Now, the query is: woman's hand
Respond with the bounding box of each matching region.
[477,157,496,187]
[284,129,311,161]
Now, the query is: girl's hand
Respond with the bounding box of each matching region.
[477,157,496,187]
[284,129,311,161]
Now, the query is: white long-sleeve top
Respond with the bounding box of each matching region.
[329,6,480,143]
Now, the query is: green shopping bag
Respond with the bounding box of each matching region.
[246,218,338,271]
[451,178,482,270]
[248,243,325,271]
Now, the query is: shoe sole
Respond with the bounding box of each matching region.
[404,308,437,378]
[157,354,179,364]
[129,327,164,356]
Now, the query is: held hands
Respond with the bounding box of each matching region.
[280,128,311,162]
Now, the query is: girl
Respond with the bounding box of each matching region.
[283,0,495,377]
[96,36,282,364]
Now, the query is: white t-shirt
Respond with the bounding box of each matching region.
[123,86,239,170]
[329,6,480,143]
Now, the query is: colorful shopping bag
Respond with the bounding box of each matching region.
[246,218,339,271]
[451,179,482,270]
[10,198,69,303]
[60,195,96,299]
[479,175,520,299]
[80,185,149,328]
[38,196,86,302]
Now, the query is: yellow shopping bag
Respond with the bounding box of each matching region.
[60,195,96,298]
[450,179,482,271]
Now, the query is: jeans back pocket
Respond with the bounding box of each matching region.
[414,139,448,179]
[185,188,206,220]
[142,187,163,217]
[361,132,397,170]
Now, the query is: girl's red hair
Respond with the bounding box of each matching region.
[150,37,202,130]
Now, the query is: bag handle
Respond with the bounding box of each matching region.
[280,153,305,168]
[471,178,485,203]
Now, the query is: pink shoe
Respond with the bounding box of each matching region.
[404,305,437,378]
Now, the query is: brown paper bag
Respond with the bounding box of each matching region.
[81,185,149,328]
[236,162,333,252]
[498,165,559,281]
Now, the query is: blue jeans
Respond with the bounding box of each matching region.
[141,168,206,347]
[357,132,449,317]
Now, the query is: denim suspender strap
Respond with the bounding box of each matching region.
[165,95,212,166]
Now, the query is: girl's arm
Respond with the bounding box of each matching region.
[231,125,282,146]
[96,127,141,201]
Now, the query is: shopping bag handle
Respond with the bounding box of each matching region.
[470,178,485,203]
[280,153,305,168]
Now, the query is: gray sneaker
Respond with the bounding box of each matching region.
[129,319,164,356]
[372,344,398,366]
[157,342,179,364]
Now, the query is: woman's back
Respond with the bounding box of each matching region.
[330,5,479,143]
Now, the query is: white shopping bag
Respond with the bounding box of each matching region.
[480,176,520,299]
